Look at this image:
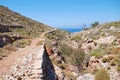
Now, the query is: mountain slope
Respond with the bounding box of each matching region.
[0,5,53,38]
[71,21,120,80]
[0,5,54,61]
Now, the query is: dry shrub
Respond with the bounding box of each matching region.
[13,39,31,48]
[36,40,43,46]
[3,45,16,51]
[108,56,114,60]
[95,69,110,80]
[111,47,120,54]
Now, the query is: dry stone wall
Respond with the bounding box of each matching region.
[3,45,58,80]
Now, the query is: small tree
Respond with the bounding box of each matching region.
[81,24,86,30]
[91,21,99,27]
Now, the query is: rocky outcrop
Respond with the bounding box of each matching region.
[95,36,116,45]
[0,24,9,33]
[77,73,95,80]
[0,24,24,33]
[0,34,24,47]
[0,35,13,47]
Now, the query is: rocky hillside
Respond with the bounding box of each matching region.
[71,21,120,80]
[44,21,120,80]
[0,5,53,38]
[0,5,120,80]
[0,5,53,61]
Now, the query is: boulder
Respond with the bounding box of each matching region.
[77,73,95,80]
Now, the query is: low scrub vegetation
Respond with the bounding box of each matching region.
[45,30,69,41]
[71,35,82,42]
[95,69,110,80]
[0,48,10,60]
[117,66,120,72]
[3,45,16,51]
[36,40,43,46]
[91,49,105,59]
[102,57,109,63]
[59,44,85,69]
[13,39,31,48]
[110,47,120,54]
[0,44,17,60]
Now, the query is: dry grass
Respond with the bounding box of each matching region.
[63,70,76,80]
[0,48,10,60]
[110,47,120,54]
[13,39,31,48]
[36,40,43,46]
[95,69,110,80]
[3,45,16,51]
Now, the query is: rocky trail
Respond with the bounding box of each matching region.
[0,34,46,80]
[3,45,44,80]
[0,29,59,80]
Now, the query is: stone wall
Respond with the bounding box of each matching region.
[42,45,58,80]
[3,45,58,80]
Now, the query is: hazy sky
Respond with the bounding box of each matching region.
[0,0,120,28]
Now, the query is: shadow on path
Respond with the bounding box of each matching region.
[42,45,58,80]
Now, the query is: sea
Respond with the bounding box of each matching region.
[59,28,83,33]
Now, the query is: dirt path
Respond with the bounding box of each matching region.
[0,33,45,79]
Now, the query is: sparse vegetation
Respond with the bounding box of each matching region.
[102,57,109,63]
[110,61,116,66]
[13,39,31,48]
[117,66,120,72]
[110,47,120,54]
[71,35,82,42]
[0,48,10,60]
[3,45,16,51]
[95,69,110,80]
[91,49,104,59]
[0,5,52,38]
[45,29,69,41]
[36,40,43,46]
[1,5,120,79]
[59,44,85,68]
[91,21,99,27]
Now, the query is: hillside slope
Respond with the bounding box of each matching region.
[0,5,53,61]
[71,21,120,80]
[0,5,53,38]
[44,21,120,80]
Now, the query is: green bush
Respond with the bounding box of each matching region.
[13,39,31,48]
[95,69,110,80]
[59,44,85,67]
[117,66,120,72]
[71,35,82,42]
[91,21,99,27]
[91,49,105,59]
[102,57,109,63]
[110,61,116,66]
